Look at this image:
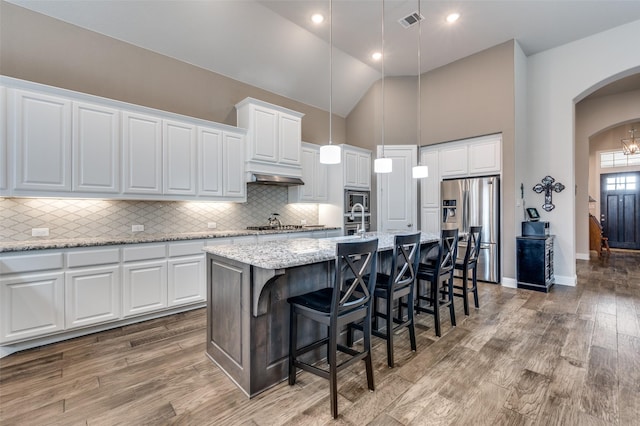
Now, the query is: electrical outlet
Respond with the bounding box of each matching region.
[300,219,307,225]
[131,224,144,232]
[208,222,217,229]
[32,228,49,237]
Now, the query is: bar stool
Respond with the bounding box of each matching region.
[287,239,378,419]
[348,233,421,368]
[415,229,459,337]
[453,226,482,315]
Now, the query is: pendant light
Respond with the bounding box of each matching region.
[319,0,341,165]
[374,0,392,174]
[412,0,428,179]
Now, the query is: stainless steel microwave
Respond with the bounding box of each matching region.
[344,190,370,213]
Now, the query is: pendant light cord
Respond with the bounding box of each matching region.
[417,0,421,148]
[381,0,385,158]
[329,0,333,145]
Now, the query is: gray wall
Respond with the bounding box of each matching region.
[0,2,346,145]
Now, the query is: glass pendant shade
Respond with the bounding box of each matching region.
[374,157,392,173]
[319,144,341,164]
[412,165,429,178]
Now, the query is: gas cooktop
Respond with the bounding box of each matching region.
[246,225,303,231]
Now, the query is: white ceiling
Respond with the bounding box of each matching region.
[8,0,640,116]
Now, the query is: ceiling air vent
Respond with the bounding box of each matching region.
[398,11,424,29]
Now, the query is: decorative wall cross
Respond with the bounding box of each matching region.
[533,175,565,212]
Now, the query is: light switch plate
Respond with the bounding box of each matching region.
[32,228,49,237]
[208,222,217,229]
[132,224,144,232]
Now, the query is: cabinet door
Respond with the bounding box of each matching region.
[440,145,468,177]
[0,271,64,343]
[468,138,501,175]
[298,147,316,201]
[421,208,440,234]
[163,120,196,195]
[65,265,120,329]
[10,89,72,192]
[377,146,416,232]
[198,126,223,197]
[343,150,359,188]
[357,152,371,189]
[168,255,205,306]
[315,150,328,201]
[420,149,440,208]
[73,102,120,193]
[251,106,278,162]
[122,111,162,194]
[279,112,301,165]
[122,260,167,317]
[223,131,246,198]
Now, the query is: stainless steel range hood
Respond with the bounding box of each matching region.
[249,174,304,186]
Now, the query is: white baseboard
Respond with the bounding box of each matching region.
[576,252,590,260]
[501,277,517,288]
[554,274,577,286]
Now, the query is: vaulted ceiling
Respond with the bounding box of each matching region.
[8,0,640,116]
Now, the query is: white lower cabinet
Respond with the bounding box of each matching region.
[0,271,65,343]
[123,258,168,317]
[167,241,205,307]
[65,265,120,329]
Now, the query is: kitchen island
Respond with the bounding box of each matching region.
[203,232,438,397]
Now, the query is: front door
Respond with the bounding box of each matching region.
[600,172,640,249]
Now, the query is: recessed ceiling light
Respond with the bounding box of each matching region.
[311,13,324,24]
[446,13,460,23]
[372,52,382,61]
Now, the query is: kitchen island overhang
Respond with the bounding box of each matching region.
[203,233,439,397]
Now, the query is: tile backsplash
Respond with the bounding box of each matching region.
[0,185,319,242]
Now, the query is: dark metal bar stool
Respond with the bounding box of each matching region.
[453,226,482,315]
[348,232,421,368]
[287,239,378,419]
[415,229,459,337]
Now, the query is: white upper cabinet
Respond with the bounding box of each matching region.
[198,126,224,197]
[288,142,328,203]
[122,111,163,195]
[279,112,302,165]
[222,131,246,199]
[236,98,303,180]
[198,126,246,200]
[2,77,247,201]
[439,134,502,178]
[468,137,501,175]
[73,102,120,193]
[343,145,371,189]
[440,144,468,177]
[163,119,196,195]
[9,89,72,192]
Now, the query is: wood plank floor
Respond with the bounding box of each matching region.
[1,251,639,425]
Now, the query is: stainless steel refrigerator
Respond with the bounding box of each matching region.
[441,176,500,283]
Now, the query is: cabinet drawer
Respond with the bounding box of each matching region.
[67,248,120,267]
[168,241,205,257]
[0,252,64,274]
[123,244,166,262]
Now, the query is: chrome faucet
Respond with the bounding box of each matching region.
[350,203,366,238]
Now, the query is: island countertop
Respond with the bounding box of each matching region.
[203,231,440,269]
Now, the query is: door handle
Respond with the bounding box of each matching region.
[407,224,412,227]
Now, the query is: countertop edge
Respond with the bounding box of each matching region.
[0,227,342,253]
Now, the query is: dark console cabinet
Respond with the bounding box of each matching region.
[516,236,554,292]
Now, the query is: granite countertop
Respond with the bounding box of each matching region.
[203,232,440,269]
[0,227,341,253]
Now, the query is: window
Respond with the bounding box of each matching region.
[600,151,640,168]
[605,175,637,191]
